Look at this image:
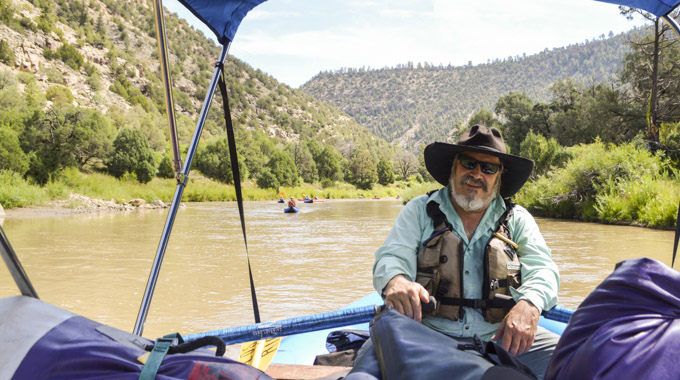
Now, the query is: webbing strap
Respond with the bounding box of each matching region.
[139,333,182,380]
[438,295,515,309]
[672,200,680,269]
[217,68,261,324]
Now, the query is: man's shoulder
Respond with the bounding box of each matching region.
[509,202,530,216]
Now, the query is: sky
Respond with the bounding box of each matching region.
[163,0,649,88]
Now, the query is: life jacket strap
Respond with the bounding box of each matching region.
[437,294,516,310]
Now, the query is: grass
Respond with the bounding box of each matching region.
[0,168,433,209]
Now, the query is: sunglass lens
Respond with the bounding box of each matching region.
[460,157,477,170]
[480,163,498,175]
[459,156,500,174]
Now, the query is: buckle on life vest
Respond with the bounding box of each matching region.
[490,279,501,290]
[436,279,450,298]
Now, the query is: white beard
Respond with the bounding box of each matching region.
[449,173,500,212]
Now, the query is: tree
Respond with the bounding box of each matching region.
[157,154,175,179]
[107,128,157,183]
[519,131,571,179]
[266,150,299,186]
[619,7,680,150]
[348,150,378,189]
[467,108,500,129]
[21,107,115,184]
[495,92,535,153]
[316,146,343,182]
[393,150,419,181]
[377,156,395,185]
[194,137,248,184]
[287,142,317,183]
[0,125,28,175]
[256,168,279,189]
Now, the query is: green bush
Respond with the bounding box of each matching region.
[256,168,279,189]
[56,44,84,70]
[0,170,47,208]
[266,150,299,187]
[45,85,74,105]
[0,125,28,175]
[519,131,572,178]
[107,128,157,183]
[195,137,249,184]
[157,155,175,179]
[516,140,680,227]
[0,40,14,66]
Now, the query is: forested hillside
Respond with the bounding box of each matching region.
[301,31,638,150]
[0,0,396,192]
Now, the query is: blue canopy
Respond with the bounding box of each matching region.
[178,1,680,46]
[597,0,680,17]
[177,0,267,44]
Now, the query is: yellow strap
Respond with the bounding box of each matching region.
[493,232,519,249]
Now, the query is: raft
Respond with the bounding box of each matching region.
[272,291,568,366]
[284,206,300,213]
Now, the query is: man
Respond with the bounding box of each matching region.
[372,125,560,378]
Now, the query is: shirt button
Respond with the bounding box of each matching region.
[465,326,470,330]
[464,271,470,275]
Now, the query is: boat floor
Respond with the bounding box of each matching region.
[266,364,351,380]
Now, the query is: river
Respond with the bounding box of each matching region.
[0,199,676,343]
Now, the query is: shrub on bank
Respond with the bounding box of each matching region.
[0,170,48,208]
[515,141,680,228]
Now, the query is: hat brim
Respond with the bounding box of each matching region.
[424,142,535,198]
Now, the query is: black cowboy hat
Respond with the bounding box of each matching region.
[424,125,534,198]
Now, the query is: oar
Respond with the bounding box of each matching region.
[238,337,281,371]
[184,303,575,347]
[184,305,378,345]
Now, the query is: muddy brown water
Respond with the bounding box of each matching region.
[1,199,676,347]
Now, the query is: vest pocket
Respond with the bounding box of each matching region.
[416,233,445,298]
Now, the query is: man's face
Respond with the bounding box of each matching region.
[449,151,502,212]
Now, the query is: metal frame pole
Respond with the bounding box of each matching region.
[152,0,182,175]
[133,44,230,336]
[0,224,38,298]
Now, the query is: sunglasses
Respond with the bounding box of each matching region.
[457,155,503,175]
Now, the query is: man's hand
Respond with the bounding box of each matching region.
[383,274,430,322]
[492,300,540,356]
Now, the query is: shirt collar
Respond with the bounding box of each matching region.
[434,186,506,242]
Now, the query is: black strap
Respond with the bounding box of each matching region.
[673,200,680,269]
[144,335,226,357]
[217,67,261,324]
[499,198,516,228]
[481,340,537,379]
[437,295,516,309]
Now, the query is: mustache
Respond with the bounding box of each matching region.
[459,175,488,192]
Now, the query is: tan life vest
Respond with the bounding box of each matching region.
[415,198,521,324]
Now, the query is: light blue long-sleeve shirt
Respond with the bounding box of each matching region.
[373,186,560,341]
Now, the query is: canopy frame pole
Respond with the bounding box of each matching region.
[662,13,680,37]
[0,224,38,298]
[152,0,183,176]
[133,44,230,337]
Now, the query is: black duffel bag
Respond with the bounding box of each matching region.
[349,307,536,380]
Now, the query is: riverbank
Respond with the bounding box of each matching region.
[1,193,173,220]
[0,168,436,217]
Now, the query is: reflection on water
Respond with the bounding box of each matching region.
[0,200,676,342]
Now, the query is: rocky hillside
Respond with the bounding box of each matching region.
[0,0,393,155]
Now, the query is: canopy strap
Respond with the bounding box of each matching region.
[217,65,261,324]
[139,333,182,380]
[672,200,679,269]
